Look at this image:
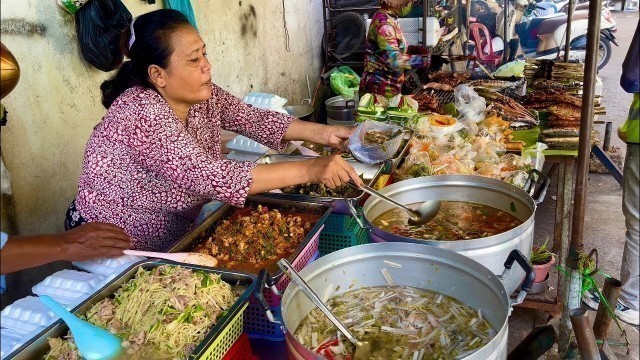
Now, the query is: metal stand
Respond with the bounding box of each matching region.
[516,155,576,317]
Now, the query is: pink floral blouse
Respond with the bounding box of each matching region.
[74,84,293,251]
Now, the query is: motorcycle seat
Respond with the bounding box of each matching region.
[525,13,565,34]
[537,10,589,36]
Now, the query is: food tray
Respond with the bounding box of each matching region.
[6,260,256,360]
[0,297,58,334]
[256,154,384,214]
[167,196,331,289]
[320,217,370,256]
[226,135,270,155]
[222,334,258,360]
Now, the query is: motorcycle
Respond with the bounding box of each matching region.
[470,0,617,70]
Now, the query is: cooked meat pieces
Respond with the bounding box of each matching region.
[413,92,443,113]
[193,205,312,272]
[429,71,470,88]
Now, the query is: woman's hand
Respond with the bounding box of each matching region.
[61,223,133,262]
[304,155,364,188]
[322,125,356,150]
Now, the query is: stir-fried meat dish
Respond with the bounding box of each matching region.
[428,71,470,88]
[194,206,313,273]
[414,93,443,113]
[282,183,361,198]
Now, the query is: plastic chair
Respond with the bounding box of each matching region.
[469,23,502,70]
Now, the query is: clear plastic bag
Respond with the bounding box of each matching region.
[348,121,403,164]
[454,85,486,123]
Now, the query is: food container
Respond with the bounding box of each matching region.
[0,297,58,334]
[73,254,144,277]
[167,196,331,306]
[358,173,549,294]
[7,260,256,360]
[281,243,534,360]
[31,270,104,308]
[255,154,383,214]
[326,96,355,125]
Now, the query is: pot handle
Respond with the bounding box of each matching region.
[524,169,550,205]
[500,250,535,307]
[346,199,369,231]
[255,270,282,325]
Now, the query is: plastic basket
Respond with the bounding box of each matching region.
[258,229,322,307]
[199,302,248,360]
[319,218,369,256]
[222,333,257,360]
[322,214,351,233]
[244,302,286,341]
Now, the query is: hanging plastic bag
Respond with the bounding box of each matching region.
[75,0,132,72]
[454,85,486,123]
[348,120,403,164]
[330,66,360,99]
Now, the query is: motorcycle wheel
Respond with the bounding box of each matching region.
[597,37,612,71]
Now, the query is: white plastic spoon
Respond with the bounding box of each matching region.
[123,250,218,267]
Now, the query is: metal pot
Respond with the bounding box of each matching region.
[281,242,535,360]
[352,173,549,294]
[325,95,355,125]
[283,105,314,121]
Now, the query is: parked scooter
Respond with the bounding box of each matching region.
[471,0,617,70]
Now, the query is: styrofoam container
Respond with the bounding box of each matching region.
[226,135,269,154]
[242,92,287,110]
[1,328,25,359]
[73,254,144,277]
[0,296,58,334]
[32,270,103,306]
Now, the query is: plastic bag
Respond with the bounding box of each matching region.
[493,60,526,78]
[454,85,486,123]
[348,121,403,164]
[395,152,433,180]
[330,66,361,99]
[75,0,132,72]
[522,142,548,172]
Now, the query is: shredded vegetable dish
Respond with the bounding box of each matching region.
[374,201,522,240]
[295,286,495,360]
[45,265,237,360]
[194,205,314,273]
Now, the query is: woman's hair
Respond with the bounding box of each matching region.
[100,9,193,108]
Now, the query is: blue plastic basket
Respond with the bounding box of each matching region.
[243,250,319,341]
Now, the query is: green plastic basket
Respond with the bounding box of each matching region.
[199,302,248,360]
[320,216,369,256]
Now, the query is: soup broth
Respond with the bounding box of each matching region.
[373,201,522,240]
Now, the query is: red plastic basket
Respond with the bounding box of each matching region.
[222,334,257,360]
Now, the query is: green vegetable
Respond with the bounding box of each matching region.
[530,238,554,265]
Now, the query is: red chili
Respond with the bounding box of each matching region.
[321,348,336,360]
[315,339,340,356]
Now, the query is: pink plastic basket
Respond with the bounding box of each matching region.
[250,225,323,307]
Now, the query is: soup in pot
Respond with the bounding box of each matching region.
[373,201,522,240]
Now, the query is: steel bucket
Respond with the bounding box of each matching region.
[280,242,534,359]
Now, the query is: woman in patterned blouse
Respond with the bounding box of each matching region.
[360,0,431,98]
[66,10,363,252]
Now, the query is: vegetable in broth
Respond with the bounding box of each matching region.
[374,201,522,240]
[294,286,495,360]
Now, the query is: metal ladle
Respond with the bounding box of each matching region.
[277,259,372,360]
[349,182,441,225]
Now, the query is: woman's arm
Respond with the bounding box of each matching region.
[283,119,356,149]
[0,223,132,274]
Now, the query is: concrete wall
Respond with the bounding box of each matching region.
[0,0,323,236]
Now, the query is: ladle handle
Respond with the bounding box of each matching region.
[356,184,419,220]
[277,259,359,345]
[39,295,81,328]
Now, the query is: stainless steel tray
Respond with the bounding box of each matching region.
[167,196,332,282]
[8,260,256,360]
[255,154,384,214]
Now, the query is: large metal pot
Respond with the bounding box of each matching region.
[325,95,355,125]
[353,173,548,294]
[280,242,535,360]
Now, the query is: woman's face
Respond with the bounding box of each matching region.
[155,26,213,106]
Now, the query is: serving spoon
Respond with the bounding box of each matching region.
[349,182,441,225]
[123,250,218,267]
[277,259,372,360]
[39,295,122,360]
